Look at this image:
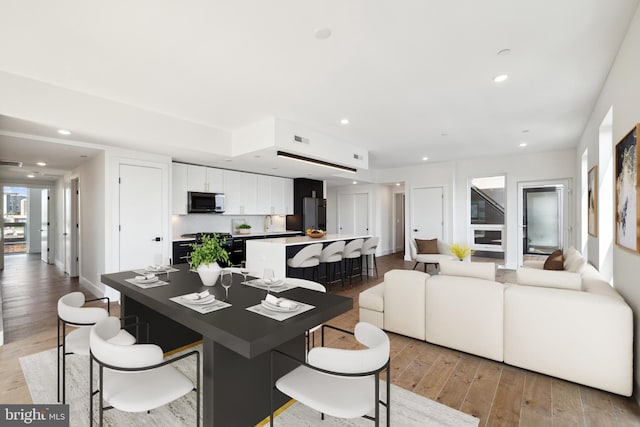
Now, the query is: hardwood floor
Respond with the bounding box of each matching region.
[1,252,640,426]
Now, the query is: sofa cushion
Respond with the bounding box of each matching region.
[415,238,439,254]
[543,249,564,270]
[516,267,582,291]
[425,275,504,361]
[383,269,428,341]
[439,261,496,281]
[566,254,586,273]
[563,247,580,269]
[359,283,384,312]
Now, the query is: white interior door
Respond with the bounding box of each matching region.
[64,178,80,276]
[40,189,51,264]
[338,193,355,234]
[354,193,369,235]
[119,164,164,270]
[394,193,405,251]
[411,187,444,240]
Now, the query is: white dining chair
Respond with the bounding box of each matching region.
[57,292,136,404]
[283,278,327,352]
[270,322,391,426]
[89,316,200,426]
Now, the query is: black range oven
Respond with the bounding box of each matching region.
[172,232,234,266]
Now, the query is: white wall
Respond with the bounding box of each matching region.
[575,3,640,391]
[375,149,576,268]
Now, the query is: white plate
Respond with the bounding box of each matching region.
[133,276,159,284]
[258,279,285,289]
[181,295,216,305]
[261,299,298,312]
[146,265,169,272]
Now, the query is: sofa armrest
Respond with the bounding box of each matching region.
[504,285,632,396]
[522,259,545,269]
[383,269,428,340]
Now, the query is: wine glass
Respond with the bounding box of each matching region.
[240,261,250,284]
[221,269,233,301]
[186,254,194,272]
[263,268,275,294]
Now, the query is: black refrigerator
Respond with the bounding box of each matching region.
[302,197,327,231]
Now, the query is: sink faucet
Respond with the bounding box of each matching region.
[264,215,272,232]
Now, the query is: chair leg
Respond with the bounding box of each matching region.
[99,365,104,427]
[89,355,93,426]
[57,318,61,403]
[62,321,66,404]
[373,254,378,279]
[412,262,419,270]
[339,261,345,287]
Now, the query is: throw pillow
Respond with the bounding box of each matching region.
[543,249,564,270]
[416,238,439,254]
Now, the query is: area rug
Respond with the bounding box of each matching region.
[20,346,478,427]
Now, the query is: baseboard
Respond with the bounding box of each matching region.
[79,276,104,299]
[54,259,65,271]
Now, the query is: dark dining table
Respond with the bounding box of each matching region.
[101,265,352,426]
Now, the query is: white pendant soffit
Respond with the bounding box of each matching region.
[232,117,368,171]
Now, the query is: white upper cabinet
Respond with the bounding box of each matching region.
[187,165,224,193]
[171,163,188,215]
[173,163,293,216]
[223,170,257,215]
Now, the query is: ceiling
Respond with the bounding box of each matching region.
[0,0,638,183]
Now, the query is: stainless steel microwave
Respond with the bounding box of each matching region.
[188,192,225,213]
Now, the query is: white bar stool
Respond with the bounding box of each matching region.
[342,239,364,284]
[319,240,345,288]
[287,243,323,280]
[361,237,379,279]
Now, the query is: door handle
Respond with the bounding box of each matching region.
[152,237,163,242]
[413,229,418,232]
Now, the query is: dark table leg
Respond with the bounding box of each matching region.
[204,335,304,426]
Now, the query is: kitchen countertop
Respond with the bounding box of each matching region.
[253,233,371,246]
[172,230,302,241]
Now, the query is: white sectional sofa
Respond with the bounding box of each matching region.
[358,257,633,396]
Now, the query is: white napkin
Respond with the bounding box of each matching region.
[264,294,296,309]
[182,290,211,301]
[135,273,156,280]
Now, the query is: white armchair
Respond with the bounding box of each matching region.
[409,239,456,272]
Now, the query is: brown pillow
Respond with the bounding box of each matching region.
[416,238,439,254]
[543,249,564,270]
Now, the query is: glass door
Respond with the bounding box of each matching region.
[523,187,563,255]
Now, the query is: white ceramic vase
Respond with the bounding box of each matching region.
[197,262,221,286]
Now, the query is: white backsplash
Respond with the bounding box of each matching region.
[172,214,287,237]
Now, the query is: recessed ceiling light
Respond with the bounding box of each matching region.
[395,183,401,186]
[57,129,71,135]
[36,162,47,166]
[314,27,332,40]
[422,156,429,161]
[340,118,349,125]
[27,174,35,178]
[519,142,527,147]
[352,181,358,185]
[493,74,508,83]
[497,48,511,56]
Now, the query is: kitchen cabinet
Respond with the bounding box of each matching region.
[171,163,188,215]
[255,176,294,215]
[223,170,257,214]
[187,165,224,193]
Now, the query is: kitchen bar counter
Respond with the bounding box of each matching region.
[246,233,371,278]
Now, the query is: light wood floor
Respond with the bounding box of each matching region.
[1,253,640,426]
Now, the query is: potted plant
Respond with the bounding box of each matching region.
[237,223,252,235]
[449,243,475,261]
[189,234,230,286]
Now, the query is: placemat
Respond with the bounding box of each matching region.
[169,294,231,314]
[246,300,314,321]
[124,278,170,289]
[133,267,180,275]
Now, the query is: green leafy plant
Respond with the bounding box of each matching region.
[189,234,230,269]
[237,224,252,229]
[449,243,475,260]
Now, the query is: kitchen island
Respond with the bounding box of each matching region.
[246,233,371,279]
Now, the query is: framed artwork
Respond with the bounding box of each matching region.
[588,165,598,237]
[615,124,639,252]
